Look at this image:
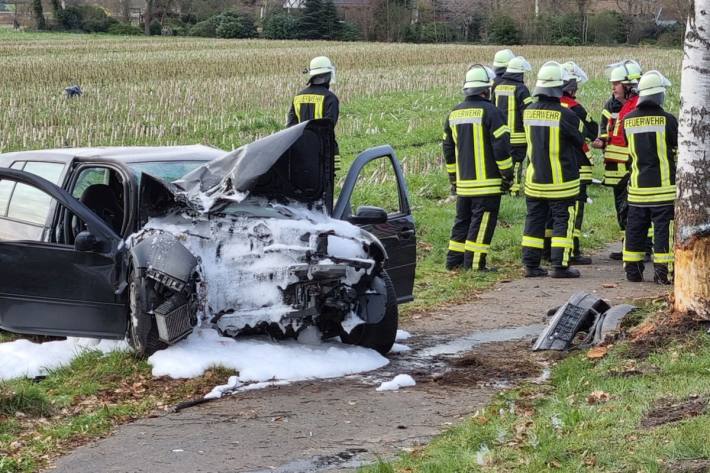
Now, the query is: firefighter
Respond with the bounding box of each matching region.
[622,71,677,284]
[492,56,533,196]
[521,61,585,278]
[287,56,341,172]
[559,61,598,265]
[444,65,514,271]
[591,60,642,260]
[492,48,515,91]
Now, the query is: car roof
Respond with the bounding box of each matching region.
[0,145,226,166]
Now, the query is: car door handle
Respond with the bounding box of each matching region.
[398,229,415,240]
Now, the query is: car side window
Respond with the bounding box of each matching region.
[73,168,109,198]
[348,157,403,216]
[6,162,64,226]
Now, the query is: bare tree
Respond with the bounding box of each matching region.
[674,0,710,320]
[144,0,154,35]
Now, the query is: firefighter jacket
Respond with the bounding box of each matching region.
[443,95,514,197]
[623,102,678,207]
[287,84,341,169]
[561,95,598,183]
[599,96,627,185]
[522,96,585,200]
[492,72,533,147]
[605,94,638,164]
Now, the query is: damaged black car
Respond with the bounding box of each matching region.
[0,120,416,356]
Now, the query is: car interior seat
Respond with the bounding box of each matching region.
[80,184,123,233]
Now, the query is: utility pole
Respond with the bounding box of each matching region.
[674,0,710,321]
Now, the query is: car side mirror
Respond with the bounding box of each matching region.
[75,230,99,252]
[349,206,388,225]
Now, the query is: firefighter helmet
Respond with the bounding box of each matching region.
[637,70,671,105]
[305,56,336,84]
[493,49,515,68]
[463,64,495,95]
[561,61,588,85]
[606,60,642,84]
[533,61,567,97]
[505,56,532,74]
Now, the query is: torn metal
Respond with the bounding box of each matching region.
[532,292,635,351]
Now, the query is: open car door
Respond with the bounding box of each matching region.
[0,169,127,339]
[333,145,416,303]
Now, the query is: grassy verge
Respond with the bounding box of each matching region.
[362,301,710,472]
[0,351,234,472]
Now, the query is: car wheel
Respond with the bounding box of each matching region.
[127,268,166,358]
[341,271,398,355]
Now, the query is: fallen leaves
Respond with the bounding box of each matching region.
[587,390,610,405]
[586,346,608,359]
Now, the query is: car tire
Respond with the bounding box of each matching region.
[341,271,398,355]
[127,268,166,358]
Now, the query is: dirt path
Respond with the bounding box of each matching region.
[49,246,667,473]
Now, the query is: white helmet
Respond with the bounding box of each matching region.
[637,70,671,105]
[493,49,515,69]
[606,60,642,84]
[463,64,495,95]
[533,61,568,98]
[305,56,336,84]
[561,61,588,85]
[506,56,532,74]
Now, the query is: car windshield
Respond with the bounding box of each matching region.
[129,161,207,183]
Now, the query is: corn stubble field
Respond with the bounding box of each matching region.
[0,30,685,472]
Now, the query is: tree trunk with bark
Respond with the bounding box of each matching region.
[144,0,154,35]
[674,0,710,320]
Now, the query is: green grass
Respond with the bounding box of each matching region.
[360,306,710,472]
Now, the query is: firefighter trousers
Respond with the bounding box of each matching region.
[623,204,674,279]
[573,182,588,257]
[523,198,576,269]
[446,195,501,270]
[510,146,527,195]
[612,174,629,232]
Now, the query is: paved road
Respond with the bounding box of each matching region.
[49,246,667,473]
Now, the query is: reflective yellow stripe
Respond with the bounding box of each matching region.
[446,163,456,173]
[523,97,533,105]
[629,134,640,188]
[451,120,459,175]
[510,133,527,145]
[647,224,654,239]
[578,120,584,133]
[457,186,503,196]
[493,125,509,138]
[474,122,485,181]
[549,125,562,184]
[551,237,574,249]
[465,241,490,253]
[457,178,503,187]
[563,205,575,266]
[448,241,465,253]
[654,253,674,263]
[657,131,671,187]
[545,228,553,238]
[602,109,612,119]
[293,94,325,121]
[522,235,545,249]
[507,93,516,137]
[497,157,513,170]
[623,250,645,262]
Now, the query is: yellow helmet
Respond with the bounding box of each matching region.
[493,49,515,68]
[506,56,532,74]
[463,64,495,95]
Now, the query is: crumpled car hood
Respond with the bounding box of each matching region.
[140,120,336,218]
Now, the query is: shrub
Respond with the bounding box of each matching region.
[263,13,300,39]
[107,22,142,35]
[656,26,683,48]
[337,21,361,41]
[587,10,626,44]
[74,5,117,33]
[487,14,520,44]
[188,17,220,37]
